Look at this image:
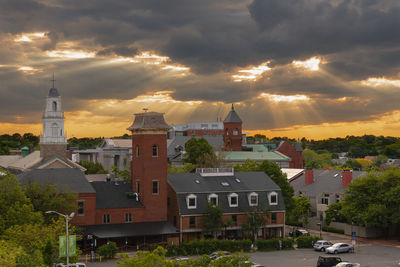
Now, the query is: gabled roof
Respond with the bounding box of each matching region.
[223,104,242,123]
[36,156,86,171]
[0,155,21,168]
[90,181,143,209]
[17,168,95,193]
[101,139,132,149]
[290,169,366,196]
[8,151,42,171]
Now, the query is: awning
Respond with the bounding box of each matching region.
[85,221,178,239]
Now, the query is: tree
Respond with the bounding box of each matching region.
[201,202,224,238]
[341,169,400,231]
[343,159,362,171]
[79,161,108,174]
[241,208,269,242]
[325,202,347,225]
[184,138,214,165]
[168,163,196,173]
[290,196,311,225]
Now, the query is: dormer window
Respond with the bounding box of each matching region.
[228,193,238,207]
[187,194,197,209]
[269,192,278,205]
[208,193,218,206]
[248,192,258,206]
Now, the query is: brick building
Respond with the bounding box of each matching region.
[276,140,304,169]
[167,168,286,242]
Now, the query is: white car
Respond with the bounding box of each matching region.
[326,243,354,254]
[53,263,86,267]
[335,262,360,267]
[313,240,333,252]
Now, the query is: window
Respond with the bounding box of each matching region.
[335,194,340,203]
[114,155,120,167]
[208,193,218,205]
[152,145,158,157]
[248,192,258,206]
[125,213,132,223]
[52,101,57,111]
[187,194,197,209]
[167,197,171,207]
[77,200,84,216]
[152,180,159,195]
[269,192,278,205]
[225,128,229,135]
[233,128,239,135]
[321,193,329,205]
[103,214,110,224]
[189,217,196,228]
[271,213,277,224]
[51,123,58,136]
[173,216,177,226]
[136,180,140,193]
[136,145,139,157]
[232,215,237,226]
[228,193,238,207]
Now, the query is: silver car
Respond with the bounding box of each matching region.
[326,243,354,254]
[314,240,333,252]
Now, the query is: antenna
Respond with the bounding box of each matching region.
[50,73,56,88]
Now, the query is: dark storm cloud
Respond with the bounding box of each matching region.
[1,0,400,130]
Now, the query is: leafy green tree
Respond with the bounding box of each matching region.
[22,182,77,223]
[168,163,196,173]
[241,208,269,242]
[201,202,224,238]
[290,196,312,225]
[341,169,400,231]
[325,202,347,225]
[111,165,130,182]
[184,138,214,165]
[43,239,54,267]
[343,159,362,171]
[0,240,21,267]
[97,242,118,259]
[79,161,108,174]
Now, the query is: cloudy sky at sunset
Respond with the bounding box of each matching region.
[1,0,400,139]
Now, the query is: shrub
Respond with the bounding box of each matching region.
[322,226,345,234]
[97,242,118,259]
[166,239,252,256]
[281,238,295,250]
[256,238,294,251]
[296,235,320,248]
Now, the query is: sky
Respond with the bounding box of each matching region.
[1,0,400,139]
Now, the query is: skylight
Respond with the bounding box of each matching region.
[194,179,200,184]
[235,178,241,183]
[221,182,230,186]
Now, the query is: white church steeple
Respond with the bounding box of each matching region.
[40,84,67,145]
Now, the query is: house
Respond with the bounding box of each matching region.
[167,168,286,242]
[289,169,366,219]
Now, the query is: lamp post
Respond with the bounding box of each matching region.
[317,222,322,238]
[45,211,75,267]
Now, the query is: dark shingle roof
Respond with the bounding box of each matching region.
[18,168,95,193]
[48,88,60,97]
[85,221,177,238]
[127,112,169,131]
[168,171,285,215]
[223,105,242,123]
[91,181,143,209]
[290,169,366,196]
[294,141,303,152]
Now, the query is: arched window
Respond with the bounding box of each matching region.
[135,145,139,158]
[52,101,57,111]
[60,129,62,136]
[225,128,229,135]
[152,144,158,157]
[233,128,239,135]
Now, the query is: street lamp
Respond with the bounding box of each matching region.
[317,222,322,238]
[45,211,75,267]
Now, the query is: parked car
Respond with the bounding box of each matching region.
[209,251,230,260]
[314,240,334,252]
[289,229,309,237]
[335,263,360,267]
[53,263,86,267]
[244,261,265,267]
[326,243,354,254]
[317,256,342,267]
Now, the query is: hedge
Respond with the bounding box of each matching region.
[322,226,345,234]
[256,238,294,252]
[296,236,321,248]
[166,239,252,257]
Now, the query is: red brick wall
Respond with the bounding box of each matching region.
[167,184,180,229]
[131,133,168,222]
[223,122,242,151]
[72,193,96,226]
[94,207,146,224]
[276,141,304,168]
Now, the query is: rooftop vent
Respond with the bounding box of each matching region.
[196,168,234,177]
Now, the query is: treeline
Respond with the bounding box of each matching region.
[248,134,400,158]
[0,133,39,155]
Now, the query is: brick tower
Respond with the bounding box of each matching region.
[223,104,243,151]
[127,112,170,221]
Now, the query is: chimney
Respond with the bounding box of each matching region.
[305,169,314,185]
[342,170,352,187]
